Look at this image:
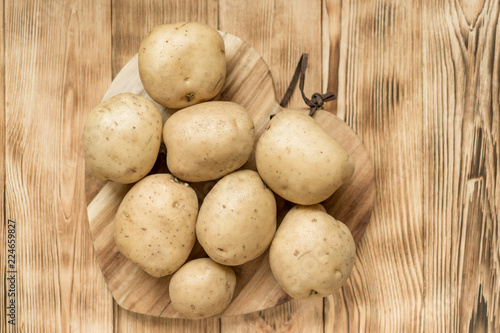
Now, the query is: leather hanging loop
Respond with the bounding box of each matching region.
[277,53,336,117]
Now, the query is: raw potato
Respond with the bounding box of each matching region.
[255,109,355,205]
[169,258,236,319]
[138,22,226,109]
[114,173,198,277]
[163,101,255,182]
[82,92,162,184]
[196,170,277,266]
[269,204,356,299]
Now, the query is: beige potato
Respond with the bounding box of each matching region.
[138,22,226,109]
[114,173,198,277]
[269,204,356,300]
[82,93,162,184]
[163,101,255,182]
[169,258,236,319]
[196,170,276,265]
[255,109,355,205]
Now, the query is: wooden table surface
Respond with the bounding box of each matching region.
[1,0,499,332]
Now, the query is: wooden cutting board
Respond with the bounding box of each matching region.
[85,32,376,318]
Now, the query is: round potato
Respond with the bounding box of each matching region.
[255,109,354,205]
[114,173,198,277]
[269,204,356,299]
[82,93,162,184]
[196,170,276,266]
[169,258,236,319]
[163,101,255,182]
[138,22,226,109]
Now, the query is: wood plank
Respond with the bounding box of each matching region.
[219,0,325,110]
[3,0,113,331]
[421,0,500,331]
[326,0,500,332]
[325,0,425,331]
[57,3,114,331]
[109,1,219,331]
[0,0,7,330]
[218,0,326,331]
[111,0,218,78]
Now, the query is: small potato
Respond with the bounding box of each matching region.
[114,173,198,277]
[269,204,356,300]
[255,109,354,205]
[138,22,226,109]
[169,258,236,319]
[196,170,276,266]
[163,101,255,182]
[82,93,162,184]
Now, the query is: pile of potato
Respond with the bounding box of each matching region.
[82,22,356,319]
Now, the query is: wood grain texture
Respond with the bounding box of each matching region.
[113,302,221,333]
[2,0,113,332]
[3,0,499,331]
[325,0,500,332]
[327,0,426,331]
[422,1,500,331]
[0,0,6,331]
[325,0,342,115]
[111,0,218,78]
[219,0,324,110]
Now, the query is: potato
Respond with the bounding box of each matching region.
[163,101,255,182]
[114,173,198,277]
[138,22,226,109]
[169,258,236,319]
[82,92,162,184]
[255,109,354,205]
[196,170,276,265]
[269,204,356,299]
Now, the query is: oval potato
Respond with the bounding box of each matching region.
[196,170,276,265]
[82,92,162,184]
[163,101,255,182]
[269,204,356,299]
[169,258,236,319]
[138,22,226,109]
[255,109,354,205]
[114,173,198,277]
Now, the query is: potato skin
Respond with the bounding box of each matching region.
[169,258,236,319]
[114,173,198,277]
[82,93,162,184]
[255,109,354,205]
[196,170,277,266]
[269,204,356,299]
[163,101,255,182]
[138,22,226,109]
